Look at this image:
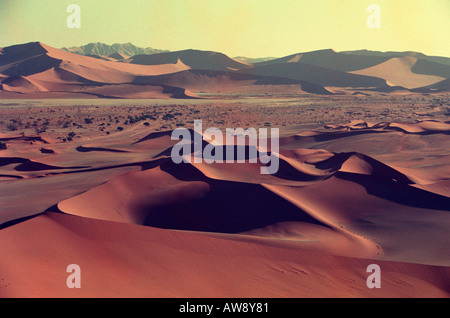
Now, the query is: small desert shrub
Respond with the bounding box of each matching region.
[6,123,18,131]
[162,113,175,120]
[35,127,47,134]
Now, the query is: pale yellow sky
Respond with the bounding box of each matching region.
[0,0,448,57]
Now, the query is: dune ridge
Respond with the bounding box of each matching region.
[350,57,446,89]
[0,98,449,298]
[1,211,448,297]
[1,120,448,264]
[0,42,194,99]
[1,42,449,99]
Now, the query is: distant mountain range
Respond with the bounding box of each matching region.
[0,41,449,99]
[233,56,279,64]
[62,42,276,64]
[61,42,169,58]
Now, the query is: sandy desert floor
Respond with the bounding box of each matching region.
[0,93,449,297]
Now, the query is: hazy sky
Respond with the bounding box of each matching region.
[0,0,449,57]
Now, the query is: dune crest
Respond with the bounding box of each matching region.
[1,119,448,267]
[1,42,448,98]
[350,57,446,89]
[0,42,192,98]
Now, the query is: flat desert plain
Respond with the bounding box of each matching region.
[0,93,449,297]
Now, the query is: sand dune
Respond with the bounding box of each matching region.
[1,42,448,98]
[246,60,387,88]
[350,57,446,89]
[108,52,129,60]
[42,43,190,78]
[1,116,449,296]
[126,49,252,72]
[1,120,448,267]
[1,212,448,297]
[133,69,331,95]
[0,42,192,98]
[0,52,449,297]
[254,49,389,72]
[2,76,49,93]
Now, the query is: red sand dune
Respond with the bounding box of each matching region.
[350,57,446,89]
[1,212,448,298]
[1,42,448,99]
[0,42,193,98]
[125,49,252,72]
[1,119,449,297]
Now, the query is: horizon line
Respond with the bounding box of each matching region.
[1,40,450,59]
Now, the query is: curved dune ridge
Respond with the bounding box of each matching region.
[41,43,191,78]
[0,42,194,98]
[0,120,449,297]
[1,42,449,99]
[349,57,446,89]
[2,76,49,93]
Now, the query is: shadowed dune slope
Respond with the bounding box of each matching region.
[1,42,448,98]
[1,212,448,297]
[1,119,449,297]
[350,57,446,89]
[126,49,252,72]
[0,42,193,98]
